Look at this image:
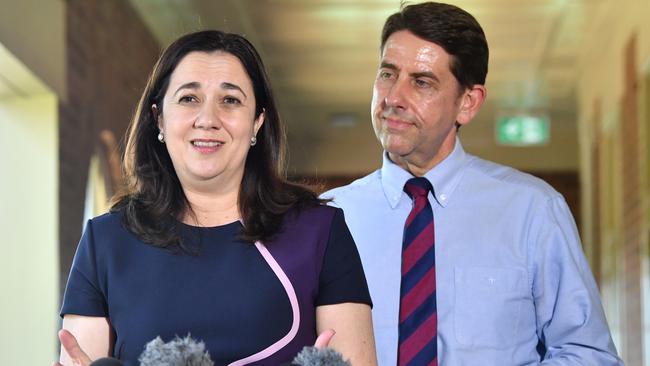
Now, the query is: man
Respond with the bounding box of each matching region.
[323,2,622,365]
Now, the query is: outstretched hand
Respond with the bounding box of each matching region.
[53,329,92,366]
[314,329,336,349]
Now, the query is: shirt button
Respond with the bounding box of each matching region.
[440,194,447,201]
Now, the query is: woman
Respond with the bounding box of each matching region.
[57,30,376,366]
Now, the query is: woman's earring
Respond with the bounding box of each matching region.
[158,131,165,143]
[250,136,257,146]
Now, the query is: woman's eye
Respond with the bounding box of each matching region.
[179,95,197,103]
[223,96,241,105]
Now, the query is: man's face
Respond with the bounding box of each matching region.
[371,30,475,173]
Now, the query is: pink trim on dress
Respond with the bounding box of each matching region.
[228,241,300,366]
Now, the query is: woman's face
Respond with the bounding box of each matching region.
[157,51,264,192]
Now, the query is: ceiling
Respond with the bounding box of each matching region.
[0,42,51,99]
[130,0,608,174]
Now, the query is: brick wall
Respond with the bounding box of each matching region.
[591,99,602,287]
[621,34,643,365]
[59,0,159,290]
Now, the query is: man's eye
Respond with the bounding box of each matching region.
[379,71,393,80]
[415,79,430,88]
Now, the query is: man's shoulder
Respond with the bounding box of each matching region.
[466,157,560,198]
[321,170,382,204]
[465,155,561,199]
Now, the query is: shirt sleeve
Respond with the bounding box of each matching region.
[315,208,372,307]
[60,219,109,318]
[533,196,622,365]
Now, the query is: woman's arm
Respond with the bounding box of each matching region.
[316,303,377,366]
[58,314,113,365]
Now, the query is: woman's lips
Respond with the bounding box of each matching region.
[191,139,223,153]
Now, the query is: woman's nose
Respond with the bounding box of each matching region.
[193,102,222,130]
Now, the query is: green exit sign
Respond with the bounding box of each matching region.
[496,115,550,146]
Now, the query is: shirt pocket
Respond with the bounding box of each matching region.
[454,266,528,348]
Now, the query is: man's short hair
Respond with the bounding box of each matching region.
[381,2,489,89]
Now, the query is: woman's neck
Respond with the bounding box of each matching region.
[181,185,240,227]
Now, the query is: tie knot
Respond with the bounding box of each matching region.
[404,177,432,198]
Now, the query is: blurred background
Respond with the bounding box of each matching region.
[0,0,649,364]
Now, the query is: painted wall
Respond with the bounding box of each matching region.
[0,93,59,364]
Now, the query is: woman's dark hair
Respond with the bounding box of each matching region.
[381,2,489,90]
[112,30,321,249]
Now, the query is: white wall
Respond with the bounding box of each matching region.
[0,93,59,364]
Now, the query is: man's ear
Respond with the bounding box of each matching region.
[456,85,486,127]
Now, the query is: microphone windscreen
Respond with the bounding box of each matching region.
[292,347,351,366]
[89,357,124,366]
[138,335,214,366]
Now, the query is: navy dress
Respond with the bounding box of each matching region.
[60,205,371,366]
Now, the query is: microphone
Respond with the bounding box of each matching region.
[89,358,123,366]
[119,334,348,366]
[138,335,213,366]
[291,346,351,366]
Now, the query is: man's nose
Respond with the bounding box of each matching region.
[384,78,408,109]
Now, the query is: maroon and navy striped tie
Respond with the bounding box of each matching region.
[398,177,437,366]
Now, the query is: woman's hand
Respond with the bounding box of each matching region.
[314,329,336,348]
[53,329,92,366]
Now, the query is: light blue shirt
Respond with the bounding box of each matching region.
[323,139,622,365]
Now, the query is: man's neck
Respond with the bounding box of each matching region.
[388,136,457,177]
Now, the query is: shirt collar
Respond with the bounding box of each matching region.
[380,137,469,209]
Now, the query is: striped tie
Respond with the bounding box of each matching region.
[398,177,437,366]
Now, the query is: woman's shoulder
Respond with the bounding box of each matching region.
[87,210,124,230]
[84,209,136,243]
[274,204,346,244]
[286,203,341,226]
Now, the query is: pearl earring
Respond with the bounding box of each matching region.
[250,136,257,146]
[158,132,164,143]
